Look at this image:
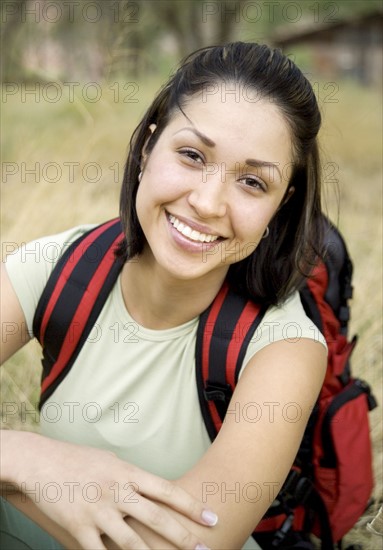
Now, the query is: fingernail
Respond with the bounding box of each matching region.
[195,545,211,550]
[201,508,218,526]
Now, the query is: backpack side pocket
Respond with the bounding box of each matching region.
[313,379,376,542]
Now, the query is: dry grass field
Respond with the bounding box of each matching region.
[1,76,382,548]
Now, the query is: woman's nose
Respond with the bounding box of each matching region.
[187,165,228,219]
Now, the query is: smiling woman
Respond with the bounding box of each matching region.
[119,43,322,307]
[128,94,293,317]
[1,43,327,550]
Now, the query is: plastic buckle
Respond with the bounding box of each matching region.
[281,469,300,498]
[203,381,232,403]
[294,477,313,505]
[271,513,295,547]
[279,471,313,507]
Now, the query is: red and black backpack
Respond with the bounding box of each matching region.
[32,216,377,549]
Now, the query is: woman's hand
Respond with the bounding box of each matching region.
[2,430,217,549]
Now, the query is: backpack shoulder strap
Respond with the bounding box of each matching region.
[196,284,267,440]
[33,218,124,408]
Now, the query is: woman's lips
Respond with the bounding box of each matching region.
[166,212,224,243]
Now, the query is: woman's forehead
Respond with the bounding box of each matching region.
[164,91,293,168]
[169,89,289,133]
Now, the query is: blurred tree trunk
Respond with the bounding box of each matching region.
[150,0,247,58]
[1,0,28,81]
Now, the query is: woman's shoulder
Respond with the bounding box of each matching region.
[240,290,326,376]
[6,223,96,263]
[4,223,97,336]
[5,223,97,284]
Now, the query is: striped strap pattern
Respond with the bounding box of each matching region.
[196,284,266,440]
[33,219,124,408]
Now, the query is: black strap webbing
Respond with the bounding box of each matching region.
[33,219,124,408]
[196,287,266,440]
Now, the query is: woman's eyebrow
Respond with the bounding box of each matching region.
[245,158,282,182]
[173,127,216,147]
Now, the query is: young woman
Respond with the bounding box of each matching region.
[0,42,327,549]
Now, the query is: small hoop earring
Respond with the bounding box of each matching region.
[262,226,270,239]
[138,171,142,182]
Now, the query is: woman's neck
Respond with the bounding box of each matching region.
[120,254,228,330]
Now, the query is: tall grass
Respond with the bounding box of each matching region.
[1,77,382,548]
[317,80,382,548]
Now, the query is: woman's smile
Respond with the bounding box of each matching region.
[168,213,221,243]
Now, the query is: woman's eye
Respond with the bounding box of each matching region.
[241,176,267,192]
[179,148,204,164]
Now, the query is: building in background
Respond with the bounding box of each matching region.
[272,10,383,88]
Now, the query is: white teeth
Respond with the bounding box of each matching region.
[181,226,192,238]
[168,214,219,243]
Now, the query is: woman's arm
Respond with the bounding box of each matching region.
[0,263,31,363]
[0,262,218,550]
[120,337,327,548]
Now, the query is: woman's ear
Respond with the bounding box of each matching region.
[283,186,295,205]
[141,124,157,168]
[279,186,295,209]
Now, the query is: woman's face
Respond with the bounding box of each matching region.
[135,86,294,283]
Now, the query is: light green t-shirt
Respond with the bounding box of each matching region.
[5,225,326,550]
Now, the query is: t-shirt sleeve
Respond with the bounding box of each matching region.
[4,225,95,337]
[240,291,327,378]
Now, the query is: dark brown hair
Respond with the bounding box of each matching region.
[118,42,323,306]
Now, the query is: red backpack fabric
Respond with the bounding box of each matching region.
[306,263,375,543]
[32,217,377,548]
